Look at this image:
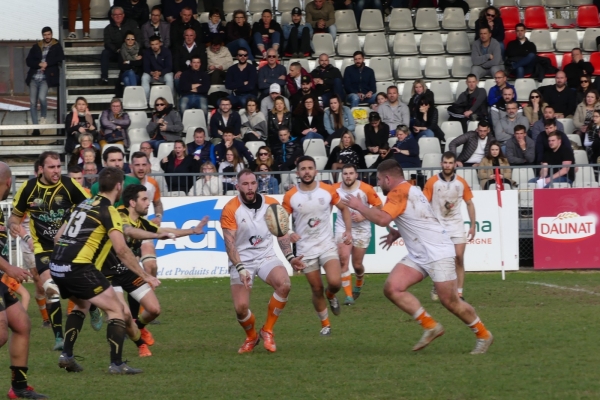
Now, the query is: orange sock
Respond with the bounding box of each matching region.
[325,288,335,300]
[67,300,75,314]
[262,293,287,332]
[139,305,145,314]
[355,274,364,288]
[468,317,491,340]
[413,307,437,330]
[237,310,257,340]
[317,309,330,328]
[35,297,49,321]
[341,272,352,297]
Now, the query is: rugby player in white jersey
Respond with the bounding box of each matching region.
[423,152,476,301]
[333,164,382,305]
[342,160,493,354]
[221,169,302,353]
[282,156,353,336]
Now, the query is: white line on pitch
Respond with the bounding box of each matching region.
[527,282,600,296]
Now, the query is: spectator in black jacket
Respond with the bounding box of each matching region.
[474,7,505,56]
[119,31,143,87]
[505,24,537,79]
[225,10,254,62]
[412,98,444,141]
[179,56,210,115]
[391,125,421,169]
[225,51,258,108]
[170,7,203,50]
[325,130,367,170]
[141,36,174,102]
[563,48,594,89]
[311,54,345,108]
[534,119,573,164]
[272,128,303,171]
[365,111,390,154]
[252,9,283,58]
[213,128,256,167]
[142,6,170,48]
[26,27,64,136]
[173,28,208,94]
[209,98,242,139]
[539,71,577,118]
[448,74,488,131]
[200,8,226,44]
[408,79,435,118]
[100,7,141,85]
[112,0,149,29]
[164,0,198,23]
[160,140,200,193]
[292,96,327,142]
[267,97,293,146]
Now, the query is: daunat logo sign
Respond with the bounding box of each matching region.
[537,212,596,242]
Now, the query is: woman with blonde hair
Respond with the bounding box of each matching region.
[409,79,435,118]
[325,130,367,171]
[267,96,292,145]
[189,161,222,196]
[573,89,600,138]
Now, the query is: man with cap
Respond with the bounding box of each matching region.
[261,84,292,116]
[283,7,314,58]
[257,48,287,99]
[290,75,320,111]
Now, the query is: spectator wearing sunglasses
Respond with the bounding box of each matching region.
[225,49,258,108]
[474,7,505,57]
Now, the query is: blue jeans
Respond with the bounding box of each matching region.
[354,0,382,26]
[228,93,254,108]
[300,131,325,143]
[148,139,166,155]
[416,129,434,139]
[29,79,48,125]
[528,175,573,188]
[511,53,536,79]
[226,38,255,61]
[253,32,281,53]
[320,78,345,108]
[141,72,175,101]
[122,70,139,87]
[180,94,208,116]
[346,93,377,108]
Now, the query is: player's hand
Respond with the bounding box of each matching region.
[351,213,365,223]
[340,194,362,211]
[467,226,476,241]
[9,224,21,239]
[192,216,209,235]
[157,231,176,240]
[238,268,251,289]
[5,265,31,283]
[343,231,352,245]
[379,230,401,250]
[290,233,301,243]
[144,275,161,289]
[290,255,306,271]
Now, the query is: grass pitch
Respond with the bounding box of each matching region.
[8,271,600,400]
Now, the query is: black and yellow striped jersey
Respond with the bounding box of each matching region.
[12,176,90,254]
[52,195,123,270]
[0,208,8,262]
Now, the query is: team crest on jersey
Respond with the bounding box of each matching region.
[30,198,44,208]
[249,235,263,246]
[40,256,50,264]
[319,198,325,205]
[54,195,64,205]
[308,218,321,228]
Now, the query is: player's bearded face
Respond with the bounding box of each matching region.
[137,201,149,216]
[442,159,456,176]
[238,179,258,203]
[299,163,316,185]
[377,173,391,195]
[342,171,356,187]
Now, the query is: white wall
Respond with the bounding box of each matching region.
[0,1,60,41]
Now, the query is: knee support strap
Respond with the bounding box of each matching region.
[42,279,60,302]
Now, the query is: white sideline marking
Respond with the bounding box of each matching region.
[527,282,600,296]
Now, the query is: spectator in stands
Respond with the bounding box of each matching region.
[354,0,383,27]
[187,127,215,165]
[523,90,547,128]
[173,29,208,93]
[68,133,101,168]
[214,128,255,166]
[112,0,149,29]
[478,141,515,189]
[539,71,577,118]
[311,54,345,108]
[286,62,312,97]
[164,0,198,23]
[535,118,572,164]
[189,161,221,196]
[471,26,504,80]
[255,145,275,166]
[365,111,390,154]
[531,107,565,142]
[241,98,268,142]
[258,49,287,98]
[506,124,535,166]
[67,0,90,39]
[146,97,184,152]
[68,166,85,189]
[494,101,529,146]
[408,79,435,119]
[140,140,162,172]
[449,121,494,167]
[292,96,326,142]
[210,98,242,139]
[306,0,336,38]
[283,7,313,58]
[344,51,377,108]
[290,76,319,111]
[141,35,175,102]
[272,128,303,171]
[261,84,292,116]
[488,71,515,108]
[577,75,592,104]
[378,86,410,137]
[257,165,279,194]
[26,27,64,135]
[225,10,254,61]
[267,96,293,146]
[573,89,600,138]
[179,56,210,115]
[252,9,283,58]
[390,125,420,169]
[170,7,202,50]
[142,6,170,49]
[474,7,504,55]
[505,23,537,79]
[491,87,522,128]
[207,36,233,85]
[324,95,355,144]
[100,7,141,85]
[65,97,97,153]
[161,139,199,193]
[325,130,367,170]
[563,48,594,89]
[99,98,131,149]
[219,147,245,192]
[83,161,98,188]
[448,74,488,132]
[92,148,137,199]
[530,130,575,187]
[412,98,444,141]
[371,142,394,170]
[371,92,387,112]
[200,8,226,44]
[585,110,600,163]
[119,31,144,87]
[225,50,258,108]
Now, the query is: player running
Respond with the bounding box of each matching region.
[221,169,300,353]
[51,167,162,374]
[282,156,353,336]
[423,152,476,301]
[341,160,493,354]
[333,164,382,305]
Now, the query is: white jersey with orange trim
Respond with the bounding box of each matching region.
[333,181,382,237]
[422,173,473,237]
[282,181,340,259]
[382,182,455,264]
[220,194,279,265]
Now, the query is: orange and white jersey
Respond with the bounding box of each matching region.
[422,173,473,236]
[142,176,161,203]
[220,194,279,264]
[333,181,382,236]
[283,181,340,259]
[382,182,455,264]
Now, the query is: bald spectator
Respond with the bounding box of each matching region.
[257,48,287,97]
[493,101,529,145]
[142,6,170,49]
[170,7,202,50]
[100,7,141,85]
[539,71,577,118]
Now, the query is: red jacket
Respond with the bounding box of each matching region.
[285,67,314,96]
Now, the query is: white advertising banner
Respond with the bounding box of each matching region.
[150,190,519,279]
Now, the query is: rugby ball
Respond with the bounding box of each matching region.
[265,204,289,237]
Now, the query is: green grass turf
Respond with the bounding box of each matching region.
[6,271,600,400]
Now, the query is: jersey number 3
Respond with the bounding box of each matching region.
[64,211,87,238]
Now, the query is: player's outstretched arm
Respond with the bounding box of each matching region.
[110,230,161,288]
[124,225,175,241]
[341,194,393,227]
[158,215,209,238]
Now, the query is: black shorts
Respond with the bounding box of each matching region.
[0,281,19,312]
[35,251,53,275]
[50,261,111,301]
[106,270,150,302]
